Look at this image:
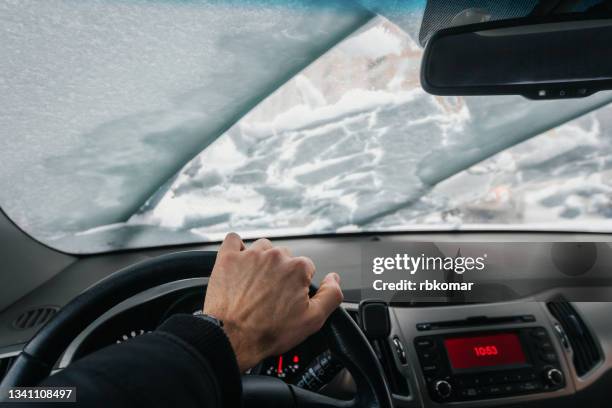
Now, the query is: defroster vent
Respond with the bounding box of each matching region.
[12,307,58,330]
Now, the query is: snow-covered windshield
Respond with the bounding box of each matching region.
[2,1,612,254]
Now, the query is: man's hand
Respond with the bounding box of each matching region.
[203,233,343,372]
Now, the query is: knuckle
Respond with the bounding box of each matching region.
[219,251,237,263]
[277,246,291,256]
[291,256,314,273]
[266,247,284,261]
[256,238,272,248]
[243,249,260,262]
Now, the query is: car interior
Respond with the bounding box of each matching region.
[1,0,612,407]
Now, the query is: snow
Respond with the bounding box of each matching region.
[2,5,612,253]
[0,0,374,242]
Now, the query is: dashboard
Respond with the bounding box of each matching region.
[2,229,612,407]
[46,276,612,408]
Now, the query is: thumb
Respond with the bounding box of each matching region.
[308,273,344,328]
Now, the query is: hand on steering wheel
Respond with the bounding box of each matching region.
[0,239,393,407]
[204,233,343,372]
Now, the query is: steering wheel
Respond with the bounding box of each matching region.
[0,251,393,408]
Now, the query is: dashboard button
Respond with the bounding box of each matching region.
[545,368,564,387]
[517,381,542,392]
[420,350,438,362]
[537,340,554,350]
[457,376,478,387]
[422,364,438,373]
[520,370,537,381]
[508,372,526,382]
[539,351,558,363]
[434,380,453,399]
[530,328,548,339]
[415,338,435,349]
[493,373,510,383]
[459,387,480,398]
[484,385,504,395]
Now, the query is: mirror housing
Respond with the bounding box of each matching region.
[421,16,612,99]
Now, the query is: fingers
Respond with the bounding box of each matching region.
[249,239,292,258]
[289,256,315,281]
[249,238,273,252]
[308,273,343,329]
[219,232,245,255]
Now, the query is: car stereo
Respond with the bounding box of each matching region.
[414,327,564,402]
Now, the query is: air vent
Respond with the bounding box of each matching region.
[12,307,58,330]
[547,301,602,376]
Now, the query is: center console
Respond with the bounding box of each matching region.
[414,326,564,402]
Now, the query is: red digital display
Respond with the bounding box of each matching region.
[444,333,526,370]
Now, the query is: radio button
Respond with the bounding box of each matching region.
[517,381,543,392]
[484,385,504,395]
[420,350,438,362]
[523,371,537,381]
[493,373,511,383]
[509,371,532,382]
[537,340,554,350]
[545,368,564,387]
[434,380,452,399]
[530,328,549,339]
[415,338,435,349]
[459,387,480,398]
[539,351,558,363]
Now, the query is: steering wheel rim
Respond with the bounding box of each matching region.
[0,250,393,408]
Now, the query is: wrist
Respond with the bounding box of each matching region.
[221,319,264,372]
[202,306,262,372]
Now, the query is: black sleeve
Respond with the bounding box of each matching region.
[33,314,242,408]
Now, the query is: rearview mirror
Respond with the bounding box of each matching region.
[421,17,612,99]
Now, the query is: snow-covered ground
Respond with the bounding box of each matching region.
[2,3,611,253]
[126,18,612,245]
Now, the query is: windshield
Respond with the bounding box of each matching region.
[2,1,612,254]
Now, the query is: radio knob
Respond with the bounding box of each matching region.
[434,380,452,399]
[545,368,564,386]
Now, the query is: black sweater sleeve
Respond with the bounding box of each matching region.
[34,314,242,408]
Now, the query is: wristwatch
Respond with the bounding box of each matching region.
[192,310,224,327]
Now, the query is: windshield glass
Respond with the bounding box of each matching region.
[2,1,612,253]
